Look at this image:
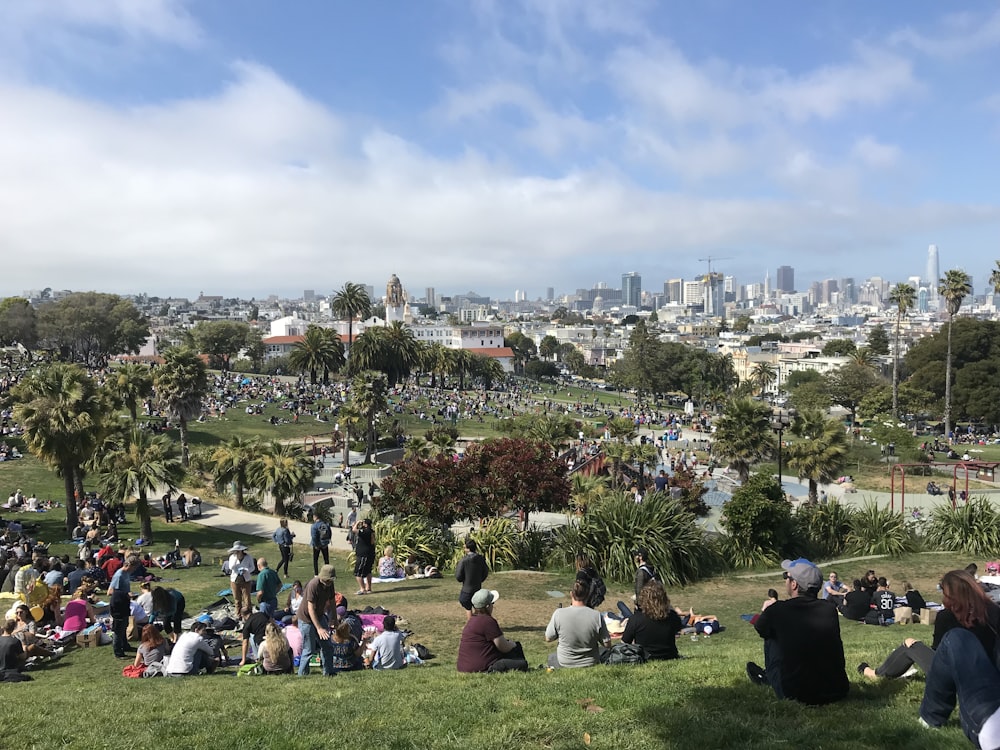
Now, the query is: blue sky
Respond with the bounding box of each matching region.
[1,0,999,301]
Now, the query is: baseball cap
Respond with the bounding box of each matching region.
[781,558,823,591]
[318,564,337,583]
[471,589,500,609]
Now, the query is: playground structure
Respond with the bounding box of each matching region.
[890,460,999,515]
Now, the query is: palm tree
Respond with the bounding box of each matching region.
[712,398,774,482]
[990,261,1000,302]
[248,442,316,517]
[403,436,434,461]
[602,440,633,489]
[631,442,660,492]
[332,281,371,363]
[210,436,261,509]
[785,410,849,503]
[469,354,504,390]
[337,403,364,470]
[888,283,916,420]
[749,362,777,397]
[384,322,421,386]
[848,346,877,368]
[98,426,182,541]
[154,347,208,467]
[524,414,575,455]
[350,371,389,463]
[428,430,457,457]
[939,269,972,443]
[289,325,344,385]
[11,363,108,535]
[570,473,610,514]
[105,362,153,422]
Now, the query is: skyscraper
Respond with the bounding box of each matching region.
[926,245,940,308]
[776,266,795,293]
[546,287,554,301]
[622,272,642,307]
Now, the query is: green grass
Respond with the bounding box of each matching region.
[0,508,977,750]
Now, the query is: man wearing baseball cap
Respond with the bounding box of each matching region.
[457,589,528,673]
[747,558,849,704]
[296,564,338,676]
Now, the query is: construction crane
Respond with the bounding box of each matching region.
[698,255,733,276]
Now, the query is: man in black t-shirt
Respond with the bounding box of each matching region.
[239,609,272,666]
[839,579,872,621]
[748,558,849,705]
[869,578,897,623]
[455,539,489,620]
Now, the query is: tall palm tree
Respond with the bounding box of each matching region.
[888,283,916,420]
[332,281,371,364]
[337,403,364,470]
[384,322,421,386]
[785,410,849,503]
[98,426,182,542]
[210,436,261,509]
[289,325,344,385]
[248,442,316,517]
[11,363,108,535]
[350,371,389,463]
[154,347,208,467]
[848,346,877,368]
[105,362,153,422]
[939,269,972,443]
[602,440,634,489]
[712,398,774,482]
[469,354,504,390]
[631,442,660,492]
[749,362,777,397]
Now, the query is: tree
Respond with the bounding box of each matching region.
[524,360,559,380]
[189,320,254,371]
[248,442,316,517]
[749,362,777,396]
[0,297,38,350]
[504,332,536,375]
[786,410,849,503]
[990,260,1000,301]
[289,325,345,385]
[785,369,822,391]
[349,371,389,463]
[539,335,559,361]
[11,363,108,535]
[349,323,419,387]
[36,292,149,365]
[867,324,890,356]
[825,363,885,426]
[97,426,182,542]
[332,282,371,361]
[887,283,916,420]
[563,348,586,376]
[849,346,877,368]
[154,347,208,467]
[210,436,261,509]
[939,269,972,442]
[821,339,856,357]
[733,315,751,333]
[720,473,795,566]
[105,362,153,422]
[711,399,773,482]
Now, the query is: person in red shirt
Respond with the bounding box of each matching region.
[456,589,527,673]
[102,552,123,581]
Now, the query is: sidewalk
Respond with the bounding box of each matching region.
[182,501,355,553]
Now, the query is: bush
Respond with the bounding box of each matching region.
[793,502,856,561]
[461,517,522,571]
[554,492,719,585]
[719,473,795,568]
[923,497,1000,556]
[515,527,557,571]
[846,501,918,557]
[372,515,457,570]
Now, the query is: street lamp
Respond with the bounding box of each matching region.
[771,407,796,486]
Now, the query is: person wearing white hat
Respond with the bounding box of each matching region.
[457,589,527,673]
[228,542,255,618]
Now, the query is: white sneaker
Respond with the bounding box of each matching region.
[901,666,919,679]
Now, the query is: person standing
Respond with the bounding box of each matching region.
[161,492,173,523]
[227,542,255,618]
[633,548,658,609]
[108,554,140,659]
[747,558,849,705]
[176,493,188,522]
[255,558,281,619]
[353,518,375,596]
[310,515,332,576]
[455,538,489,620]
[272,519,294,577]
[296,564,338,676]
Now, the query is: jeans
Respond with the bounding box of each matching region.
[312,546,329,576]
[920,627,1000,746]
[875,640,935,678]
[277,545,292,576]
[258,599,277,620]
[762,639,786,699]
[298,618,335,676]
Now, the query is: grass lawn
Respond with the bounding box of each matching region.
[0,503,977,750]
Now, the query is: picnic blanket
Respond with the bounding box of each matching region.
[216,582,293,597]
[371,576,407,585]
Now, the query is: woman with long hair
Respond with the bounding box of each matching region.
[621,581,683,660]
[150,586,186,643]
[261,622,293,674]
[574,552,606,610]
[133,624,167,668]
[61,587,96,633]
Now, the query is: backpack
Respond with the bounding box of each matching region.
[317,522,331,545]
[602,643,647,666]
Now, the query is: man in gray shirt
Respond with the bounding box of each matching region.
[545,579,611,668]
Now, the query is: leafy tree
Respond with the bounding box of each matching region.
[858,383,935,422]
[467,354,504,390]
[0,297,38,350]
[36,292,149,365]
[786,411,849,503]
[244,329,265,372]
[504,332,536,375]
[563,348,586,375]
[248,442,316,517]
[190,320,254,371]
[97,426,182,542]
[821,339,856,357]
[524,360,559,380]
[11,363,108,535]
[788,380,832,412]
[733,315,751,333]
[539,335,559,361]
[825,363,885,426]
[154,347,208,467]
[887,283,916,419]
[210,436,261,509]
[332,282,371,360]
[785,369,822,391]
[867,324,890,356]
[720,473,795,567]
[712,399,773,482]
[105,362,153,422]
[939,269,972,441]
[746,333,787,347]
[289,325,345,385]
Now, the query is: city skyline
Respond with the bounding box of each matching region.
[2,2,999,299]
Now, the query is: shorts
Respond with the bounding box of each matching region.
[459,590,474,611]
[354,555,374,578]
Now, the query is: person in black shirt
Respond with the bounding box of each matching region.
[748,558,849,705]
[860,569,878,597]
[866,578,897,624]
[574,553,606,610]
[622,581,682,660]
[839,579,872,621]
[455,539,489,620]
[633,548,658,608]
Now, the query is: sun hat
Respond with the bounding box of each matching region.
[471,589,500,609]
[229,542,248,553]
[318,564,337,583]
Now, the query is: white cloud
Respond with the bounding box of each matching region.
[851,136,901,168]
[890,8,1000,59]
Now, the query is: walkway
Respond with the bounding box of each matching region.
[183,501,355,552]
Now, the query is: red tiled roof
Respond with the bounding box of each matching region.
[263,335,305,345]
[468,347,514,358]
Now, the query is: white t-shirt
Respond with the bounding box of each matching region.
[165,632,214,675]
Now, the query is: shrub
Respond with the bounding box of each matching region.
[555,492,719,585]
[719,473,795,568]
[923,497,1000,557]
[793,502,856,560]
[461,517,522,571]
[515,527,557,571]
[372,515,456,570]
[846,501,918,557]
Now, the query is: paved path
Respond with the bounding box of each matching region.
[183,502,355,553]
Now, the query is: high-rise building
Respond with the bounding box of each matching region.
[622,272,642,308]
[682,280,703,305]
[303,289,315,302]
[546,287,554,301]
[776,266,795,293]
[426,287,436,307]
[664,278,683,304]
[926,245,940,308]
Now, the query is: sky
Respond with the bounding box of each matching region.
[1,0,999,302]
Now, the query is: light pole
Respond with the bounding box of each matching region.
[771,408,796,487]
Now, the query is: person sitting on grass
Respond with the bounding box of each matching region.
[165,621,218,677]
[367,616,406,670]
[545,579,611,669]
[61,587,96,634]
[457,589,528,673]
[0,619,29,682]
[377,546,404,579]
[132,624,167,671]
[622,582,683,661]
[11,605,62,660]
[328,621,364,673]
[261,622,293,674]
[839,580,872,621]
